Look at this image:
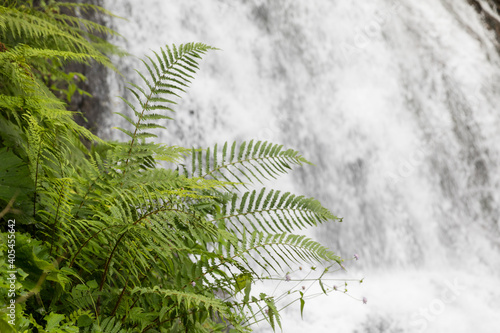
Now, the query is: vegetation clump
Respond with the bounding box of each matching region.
[0,1,346,332]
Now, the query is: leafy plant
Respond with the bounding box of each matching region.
[0,2,347,332]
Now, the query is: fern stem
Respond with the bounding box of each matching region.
[68,224,126,268]
[110,276,129,317]
[0,193,18,219]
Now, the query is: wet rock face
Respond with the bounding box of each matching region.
[67,57,110,135]
[63,0,111,134]
[468,0,500,48]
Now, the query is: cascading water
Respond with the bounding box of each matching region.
[102,0,500,331]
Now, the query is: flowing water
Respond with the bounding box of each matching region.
[103,0,500,331]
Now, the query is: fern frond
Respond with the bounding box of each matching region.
[0,44,108,66]
[191,140,312,185]
[223,231,341,274]
[117,43,216,161]
[213,188,340,236]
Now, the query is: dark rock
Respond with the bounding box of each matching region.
[63,0,111,135]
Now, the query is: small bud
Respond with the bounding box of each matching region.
[285,274,291,282]
[362,297,367,304]
[302,286,306,290]
[353,254,359,260]
[333,285,338,291]
[191,281,196,287]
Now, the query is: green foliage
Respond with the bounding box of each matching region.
[0,2,347,332]
[0,0,123,107]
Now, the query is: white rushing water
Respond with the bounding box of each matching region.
[103,0,500,331]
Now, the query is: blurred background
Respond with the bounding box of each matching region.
[84,0,500,331]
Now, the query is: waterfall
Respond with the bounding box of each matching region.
[102,0,500,331]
